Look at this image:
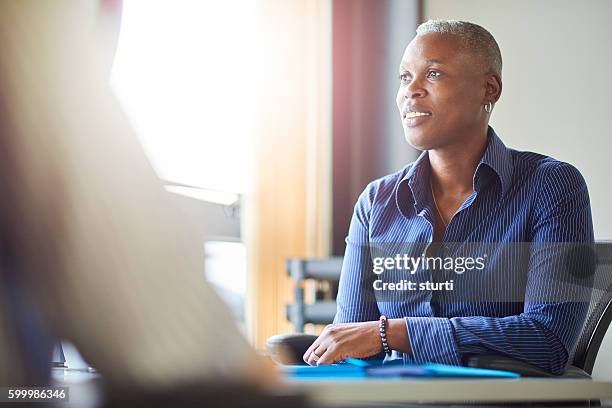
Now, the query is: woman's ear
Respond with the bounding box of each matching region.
[485,74,502,104]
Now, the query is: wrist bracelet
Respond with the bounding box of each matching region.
[379,315,392,355]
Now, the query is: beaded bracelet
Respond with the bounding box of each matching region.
[379,315,392,355]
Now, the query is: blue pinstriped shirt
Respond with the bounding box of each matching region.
[334,126,594,375]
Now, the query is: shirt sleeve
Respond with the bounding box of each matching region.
[334,184,381,324]
[405,162,594,375]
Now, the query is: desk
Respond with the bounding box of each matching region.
[51,369,612,406]
[285,377,612,405]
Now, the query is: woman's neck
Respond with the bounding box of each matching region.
[428,131,488,196]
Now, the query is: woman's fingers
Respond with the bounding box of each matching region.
[303,324,335,365]
[306,350,318,366]
[303,338,321,365]
[303,322,380,365]
[315,345,338,365]
[312,344,328,365]
[306,343,327,366]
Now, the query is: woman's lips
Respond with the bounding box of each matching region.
[403,112,432,126]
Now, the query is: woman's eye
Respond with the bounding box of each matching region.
[426,70,441,79]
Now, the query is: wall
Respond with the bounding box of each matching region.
[423,0,612,379]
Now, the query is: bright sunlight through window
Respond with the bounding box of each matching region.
[110,0,257,194]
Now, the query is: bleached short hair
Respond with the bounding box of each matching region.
[416,19,502,77]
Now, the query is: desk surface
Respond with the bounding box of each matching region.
[285,377,612,405]
[52,368,612,406]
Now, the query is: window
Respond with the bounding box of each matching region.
[111,1,257,321]
[110,0,257,194]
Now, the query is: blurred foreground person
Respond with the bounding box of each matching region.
[0,0,274,390]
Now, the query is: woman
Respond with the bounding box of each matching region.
[304,20,593,375]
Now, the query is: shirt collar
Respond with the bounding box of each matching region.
[395,126,513,219]
[478,126,513,197]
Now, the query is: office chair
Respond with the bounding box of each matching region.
[267,242,612,378]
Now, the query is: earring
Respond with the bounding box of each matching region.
[484,101,493,113]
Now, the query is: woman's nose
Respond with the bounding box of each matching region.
[405,79,426,99]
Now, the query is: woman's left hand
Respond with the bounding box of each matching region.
[303,321,382,365]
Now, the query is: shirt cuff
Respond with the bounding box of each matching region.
[404,317,462,366]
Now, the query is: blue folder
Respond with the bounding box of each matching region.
[282,358,519,379]
[281,364,367,379]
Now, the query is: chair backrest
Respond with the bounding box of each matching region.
[571,242,612,374]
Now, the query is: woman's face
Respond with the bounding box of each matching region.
[396,33,491,151]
